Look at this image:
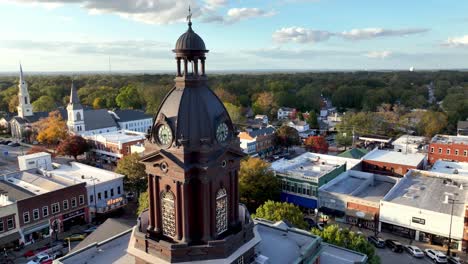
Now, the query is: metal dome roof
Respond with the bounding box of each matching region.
[174,23,207,51]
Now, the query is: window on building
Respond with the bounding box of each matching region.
[117,186,121,195]
[52,203,60,214]
[23,212,30,224]
[447,149,451,155]
[98,192,102,200]
[7,217,13,230]
[42,206,49,217]
[79,195,85,205]
[237,256,244,264]
[455,150,459,156]
[104,191,108,199]
[90,195,94,203]
[430,147,434,153]
[438,148,442,154]
[33,209,39,220]
[63,200,69,210]
[110,188,114,197]
[464,150,468,157]
[161,191,176,237]
[71,197,77,208]
[216,188,228,235]
[0,219,3,233]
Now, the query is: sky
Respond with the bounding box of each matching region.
[1,0,468,72]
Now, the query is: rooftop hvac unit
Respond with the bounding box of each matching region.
[255,254,269,264]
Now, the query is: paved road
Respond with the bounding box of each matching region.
[377,248,432,264]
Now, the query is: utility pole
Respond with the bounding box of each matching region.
[447,197,460,257]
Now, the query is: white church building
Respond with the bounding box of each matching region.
[9,65,153,139]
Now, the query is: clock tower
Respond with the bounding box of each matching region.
[127,15,258,264]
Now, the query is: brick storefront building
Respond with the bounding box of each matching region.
[362,149,426,177]
[428,134,468,164]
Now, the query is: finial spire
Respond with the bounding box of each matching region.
[19,63,24,83]
[187,5,192,28]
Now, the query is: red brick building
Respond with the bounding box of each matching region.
[362,149,426,177]
[428,135,468,164]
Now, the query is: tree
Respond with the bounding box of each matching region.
[224,102,244,124]
[57,135,90,160]
[137,191,149,216]
[116,85,143,109]
[34,111,68,145]
[32,95,55,112]
[312,225,380,264]
[252,201,307,229]
[304,136,329,153]
[275,125,300,151]
[335,133,353,150]
[252,92,275,117]
[306,111,319,129]
[297,111,304,121]
[92,97,107,109]
[239,157,281,211]
[115,153,147,195]
[27,146,54,157]
[8,96,18,113]
[418,111,448,137]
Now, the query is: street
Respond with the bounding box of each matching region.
[377,248,432,264]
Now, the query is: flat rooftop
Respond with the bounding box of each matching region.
[392,135,427,145]
[50,162,124,186]
[383,170,468,216]
[363,149,426,167]
[0,180,34,201]
[84,130,146,144]
[431,160,468,176]
[321,170,397,202]
[4,170,69,195]
[431,134,468,145]
[271,152,346,181]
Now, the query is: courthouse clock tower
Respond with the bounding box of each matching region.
[128,14,258,264]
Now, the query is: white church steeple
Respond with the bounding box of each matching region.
[17,64,33,118]
[66,81,85,134]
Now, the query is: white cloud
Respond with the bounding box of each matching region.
[365,51,392,59]
[226,8,276,23]
[341,28,428,40]
[444,35,468,47]
[273,27,333,43]
[204,0,228,10]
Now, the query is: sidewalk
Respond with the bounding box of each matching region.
[330,220,468,262]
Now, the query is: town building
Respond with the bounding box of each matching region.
[380,170,468,251]
[9,67,152,139]
[337,148,369,159]
[238,126,276,157]
[362,148,426,177]
[0,169,88,246]
[358,134,392,148]
[271,152,361,211]
[458,121,468,136]
[430,160,468,176]
[254,114,268,125]
[18,152,126,222]
[319,170,398,231]
[428,134,468,164]
[287,120,314,139]
[392,135,428,154]
[0,193,21,250]
[277,107,296,120]
[84,130,146,163]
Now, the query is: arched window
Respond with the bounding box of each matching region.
[76,112,82,121]
[161,191,176,237]
[216,188,228,234]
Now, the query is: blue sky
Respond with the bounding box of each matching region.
[1,0,468,72]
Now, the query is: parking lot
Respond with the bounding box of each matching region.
[377,248,433,264]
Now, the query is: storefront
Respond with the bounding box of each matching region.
[0,231,21,250]
[62,208,87,232]
[21,220,50,245]
[381,222,416,239]
[345,208,378,231]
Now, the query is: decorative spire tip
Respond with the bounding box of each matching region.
[187,5,192,28]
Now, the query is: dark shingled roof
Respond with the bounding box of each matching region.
[112,109,152,122]
[247,126,276,138]
[83,109,118,131]
[11,109,68,124]
[71,218,135,253]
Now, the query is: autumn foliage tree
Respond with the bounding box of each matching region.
[239,157,280,211]
[27,146,55,157]
[115,153,147,195]
[304,136,329,153]
[57,135,89,160]
[275,125,301,151]
[34,110,68,145]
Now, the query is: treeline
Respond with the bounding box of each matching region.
[0,71,466,132]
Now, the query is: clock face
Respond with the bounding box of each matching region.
[216,122,229,143]
[157,124,173,146]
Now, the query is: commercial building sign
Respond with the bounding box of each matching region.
[412,217,425,225]
[107,197,123,206]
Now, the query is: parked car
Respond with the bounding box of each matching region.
[126,192,135,201]
[27,253,53,264]
[1,140,11,145]
[9,143,20,147]
[448,256,463,264]
[83,225,98,234]
[7,142,16,146]
[385,239,404,253]
[405,245,424,258]
[425,249,448,263]
[23,246,50,258]
[367,236,385,248]
[64,233,87,242]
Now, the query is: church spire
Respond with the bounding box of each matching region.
[19,63,24,84]
[69,80,82,108]
[17,64,33,118]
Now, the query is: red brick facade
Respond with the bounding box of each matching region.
[362,160,423,177]
[0,214,16,233]
[428,142,468,164]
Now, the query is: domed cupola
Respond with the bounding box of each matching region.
[149,16,235,152]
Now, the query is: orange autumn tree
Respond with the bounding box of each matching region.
[304,135,329,154]
[34,110,68,145]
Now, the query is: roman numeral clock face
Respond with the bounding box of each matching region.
[156,124,173,147]
[216,122,229,143]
